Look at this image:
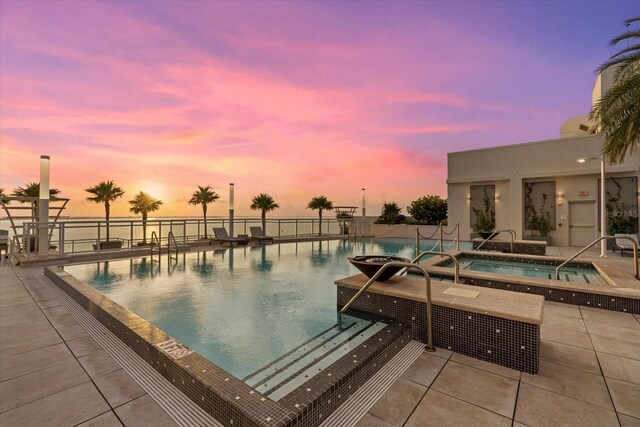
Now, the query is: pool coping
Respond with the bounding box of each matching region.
[424,251,640,296]
[44,265,416,427]
[420,251,640,314]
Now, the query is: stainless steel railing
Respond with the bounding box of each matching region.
[402,251,459,284]
[150,231,160,264]
[476,229,517,252]
[167,231,178,261]
[337,261,435,352]
[555,236,639,280]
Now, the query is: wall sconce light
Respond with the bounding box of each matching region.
[495,195,500,200]
[556,192,564,205]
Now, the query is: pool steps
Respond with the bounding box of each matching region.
[243,315,370,387]
[244,314,392,401]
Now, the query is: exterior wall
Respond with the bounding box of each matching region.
[448,134,640,246]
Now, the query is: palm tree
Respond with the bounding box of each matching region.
[0,188,8,205]
[128,191,163,244]
[188,185,220,239]
[85,181,125,241]
[11,182,60,201]
[590,17,640,164]
[307,196,334,236]
[250,193,279,233]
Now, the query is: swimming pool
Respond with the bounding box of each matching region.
[64,239,421,383]
[448,256,607,285]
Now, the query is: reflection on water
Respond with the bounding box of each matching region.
[65,238,417,378]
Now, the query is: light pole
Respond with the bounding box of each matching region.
[361,188,366,239]
[38,155,50,256]
[577,156,607,257]
[229,183,234,237]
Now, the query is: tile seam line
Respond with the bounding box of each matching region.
[321,340,424,427]
[582,305,624,427]
[35,272,219,427]
[17,270,127,426]
[399,350,453,426]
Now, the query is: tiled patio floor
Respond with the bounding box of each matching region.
[360,301,640,427]
[1,245,639,426]
[0,266,177,426]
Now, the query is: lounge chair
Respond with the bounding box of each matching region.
[211,227,249,246]
[250,227,274,244]
[613,233,639,257]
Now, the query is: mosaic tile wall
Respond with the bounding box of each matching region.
[472,240,546,255]
[46,267,416,427]
[464,277,640,315]
[337,286,540,374]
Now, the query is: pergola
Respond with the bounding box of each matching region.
[0,196,69,251]
[333,206,358,235]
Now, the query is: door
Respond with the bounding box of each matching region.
[569,201,596,246]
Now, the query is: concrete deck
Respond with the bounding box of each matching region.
[1,244,639,426]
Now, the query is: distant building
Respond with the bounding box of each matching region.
[447,69,639,247]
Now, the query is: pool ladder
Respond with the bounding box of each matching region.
[555,236,639,280]
[150,231,179,264]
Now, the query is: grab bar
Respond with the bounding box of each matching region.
[168,231,178,261]
[555,236,639,280]
[476,229,517,253]
[150,231,160,263]
[338,261,435,352]
[401,251,459,284]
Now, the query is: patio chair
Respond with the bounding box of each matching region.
[211,227,249,247]
[250,226,274,244]
[613,233,639,257]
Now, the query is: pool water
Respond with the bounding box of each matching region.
[64,239,420,380]
[454,257,607,285]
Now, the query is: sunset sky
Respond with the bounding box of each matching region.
[0,0,636,218]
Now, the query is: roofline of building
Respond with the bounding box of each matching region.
[447,134,601,157]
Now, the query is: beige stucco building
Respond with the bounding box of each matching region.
[447,70,639,247]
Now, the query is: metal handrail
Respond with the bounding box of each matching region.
[150,231,160,263]
[476,229,517,253]
[401,251,459,284]
[555,236,639,280]
[167,231,178,261]
[338,261,435,352]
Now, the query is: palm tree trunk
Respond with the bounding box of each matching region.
[262,211,266,234]
[203,203,208,239]
[142,213,147,244]
[105,202,110,241]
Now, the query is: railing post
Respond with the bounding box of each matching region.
[456,223,460,251]
[312,220,314,237]
[278,220,281,239]
[183,220,187,244]
[97,222,101,252]
[130,221,134,248]
[59,223,65,255]
[439,225,443,253]
[295,220,298,239]
[416,226,420,254]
